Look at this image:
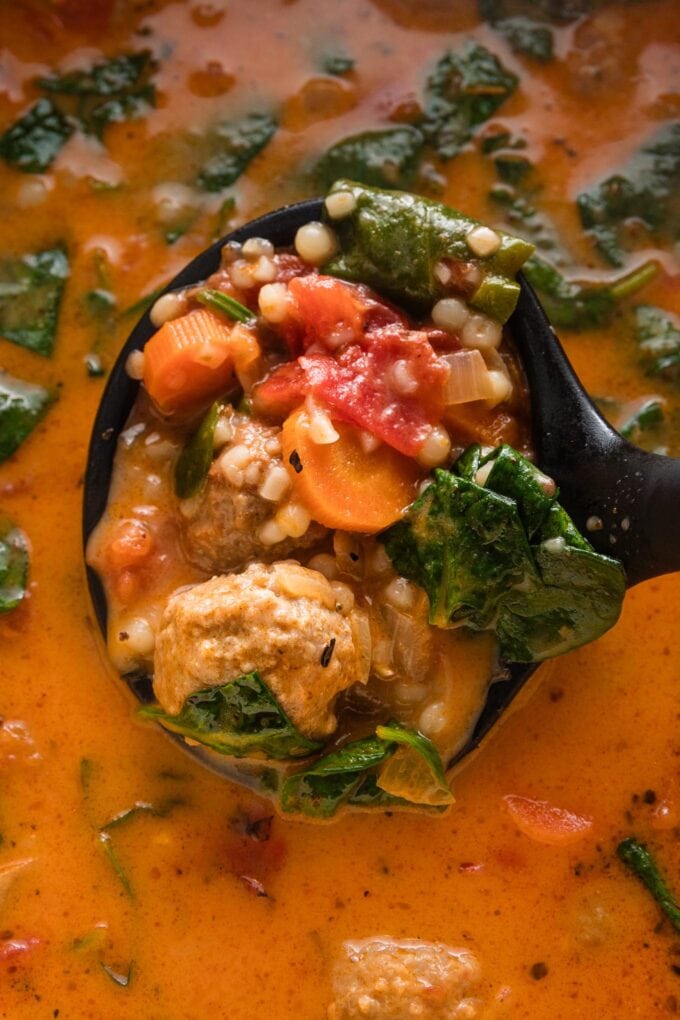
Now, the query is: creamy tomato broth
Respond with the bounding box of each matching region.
[1,1,680,1017]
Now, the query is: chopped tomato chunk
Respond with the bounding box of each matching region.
[503,794,594,846]
[0,936,40,963]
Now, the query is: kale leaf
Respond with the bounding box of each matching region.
[0,247,69,355]
[634,304,680,385]
[315,127,424,191]
[617,837,680,935]
[0,371,53,462]
[577,122,680,266]
[0,517,29,614]
[174,402,220,500]
[422,43,518,159]
[382,444,625,662]
[197,112,277,191]
[140,672,323,760]
[0,98,73,173]
[479,0,594,61]
[323,180,533,323]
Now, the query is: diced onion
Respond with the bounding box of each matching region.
[350,610,372,682]
[272,562,336,608]
[440,350,495,405]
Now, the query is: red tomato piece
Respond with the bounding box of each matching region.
[252,361,307,418]
[0,936,40,963]
[503,794,594,846]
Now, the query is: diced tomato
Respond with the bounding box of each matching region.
[0,936,40,963]
[252,361,307,418]
[503,794,594,846]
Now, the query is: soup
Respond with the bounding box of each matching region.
[1,1,679,1016]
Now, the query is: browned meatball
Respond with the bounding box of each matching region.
[180,410,326,573]
[328,938,482,1020]
[153,562,371,738]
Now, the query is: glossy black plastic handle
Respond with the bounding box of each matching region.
[510,279,680,587]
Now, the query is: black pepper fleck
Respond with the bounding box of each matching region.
[530,962,549,980]
[320,638,336,668]
[289,450,303,473]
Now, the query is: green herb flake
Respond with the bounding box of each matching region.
[197,112,277,192]
[635,304,680,385]
[98,832,134,900]
[175,402,220,500]
[195,287,253,323]
[0,247,69,356]
[0,517,29,614]
[316,127,425,192]
[618,397,665,442]
[0,98,73,173]
[0,370,53,462]
[139,672,323,760]
[617,837,680,935]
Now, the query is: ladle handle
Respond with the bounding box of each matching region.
[512,279,680,588]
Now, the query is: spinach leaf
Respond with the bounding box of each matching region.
[0,247,69,355]
[140,672,322,760]
[0,517,29,614]
[577,122,680,266]
[315,127,424,191]
[0,371,52,462]
[382,444,625,662]
[280,734,394,818]
[175,402,219,500]
[37,51,156,139]
[634,304,680,384]
[422,43,518,159]
[617,837,680,935]
[523,255,657,331]
[618,397,664,442]
[479,0,594,61]
[375,724,453,806]
[323,181,533,322]
[0,98,73,173]
[197,112,277,191]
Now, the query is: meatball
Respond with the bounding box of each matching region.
[180,410,326,573]
[328,938,482,1020]
[153,562,371,738]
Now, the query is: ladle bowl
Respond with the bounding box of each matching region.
[82,198,680,780]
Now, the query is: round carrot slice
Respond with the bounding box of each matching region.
[281,406,422,532]
[503,794,594,846]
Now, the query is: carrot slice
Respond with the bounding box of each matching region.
[503,794,594,846]
[281,406,421,532]
[143,308,245,414]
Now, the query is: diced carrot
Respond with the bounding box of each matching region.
[503,794,594,846]
[281,405,422,532]
[143,308,247,414]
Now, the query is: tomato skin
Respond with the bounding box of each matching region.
[0,936,41,963]
[503,794,594,846]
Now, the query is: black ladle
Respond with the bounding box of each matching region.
[82,198,680,778]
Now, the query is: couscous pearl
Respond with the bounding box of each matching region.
[306,399,340,444]
[258,464,291,502]
[466,224,501,257]
[330,581,355,614]
[125,350,145,381]
[389,359,418,395]
[431,297,469,333]
[221,240,242,264]
[244,461,262,486]
[294,221,338,265]
[324,190,357,219]
[251,255,277,283]
[220,443,252,470]
[433,260,452,285]
[229,258,255,289]
[384,576,416,611]
[121,617,155,657]
[213,417,235,449]
[150,291,187,327]
[484,369,513,407]
[307,553,338,580]
[461,313,502,350]
[419,701,448,737]
[16,176,50,207]
[474,461,494,487]
[417,425,451,468]
[241,236,274,259]
[258,519,287,546]
[358,429,381,454]
[258,282,290,323]
[395,682,428,703]
[276,501,311,538]
[153,182,196,224]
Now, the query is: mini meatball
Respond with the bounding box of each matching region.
[153,562,371,738]
[181,410,326,573]
[328,938,482,1020]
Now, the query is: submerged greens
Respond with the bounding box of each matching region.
[479,0,593,61]
[197,112,277,191]
[0,247,69,355]
[323,180,533,323]
[141,673,322,760]
[0,517,29,614]
[174,402,220,500]
[617,837,680,935]
[0,371,52,462]
[383,444,625,662]
[0,99,73,174]
[634,304,680,385]
[315,127,424,191]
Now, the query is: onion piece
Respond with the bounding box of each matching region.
[440,349,495,405]
[272,562,336,609]
[382,603,433,684]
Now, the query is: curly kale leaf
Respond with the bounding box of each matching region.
[577,122,680,266]
[315,127,424,191]
[479,0,594,61]
[382,445,625,662]
[0,247,69,355]
[140,672,322,760]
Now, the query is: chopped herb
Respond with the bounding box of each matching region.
[140,672,323,759]
[617,837,680,935]
[289,450,303,473]
[577,122,680,266]
[618,397,665,442]
[0,98,73,173]
[197,112,277,191]
[98,832,134,899]
[195,287,253,323]
[315,127,425,191]
[382,444,626,662]
[421,43,518,159]
[479,0,594,61]
[321,52,355,76]
[175,402,220,500]
[634,304,680,385]
[84,288,116,319]
[0,247,69,355]
[0,371,53,462]
[212,196,236,241]
[324,180,533,323]
[320,638,336,667]
[119,284,167,320]
[0,517,29,615]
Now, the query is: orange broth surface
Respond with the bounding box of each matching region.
[0,1,679,1017]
